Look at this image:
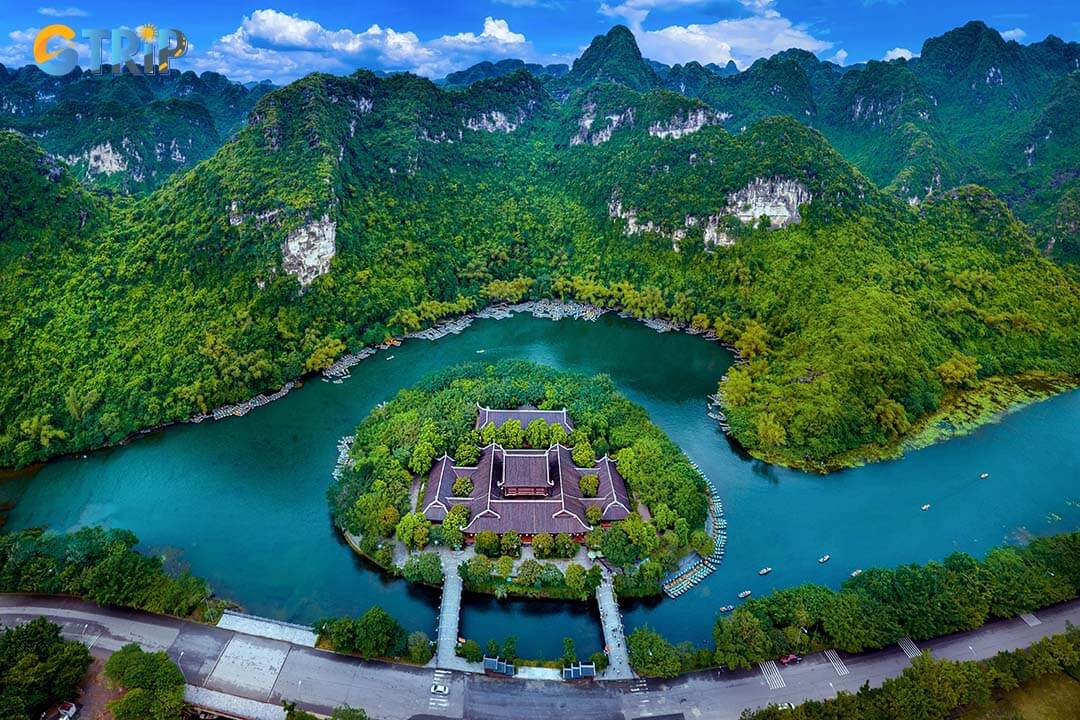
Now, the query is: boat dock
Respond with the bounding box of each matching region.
[663,459,727,598]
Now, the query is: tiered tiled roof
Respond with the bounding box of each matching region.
[420,440,632,536]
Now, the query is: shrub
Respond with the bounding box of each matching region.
[474,530,500,558]
[407,631,434,664]
[457,639,483,663]
[500,530,522,558]
[104,644,185,720]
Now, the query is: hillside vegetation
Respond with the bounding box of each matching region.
[1,25,1079,471]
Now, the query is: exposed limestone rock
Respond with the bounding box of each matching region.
[648,108,730,139]
[609,176,811,250]
[571,102,634,146]
[84,141,127,176]
[465,110,522,133]
[281,214,336,287]
[228,202,283,228]
[725,177,811,227]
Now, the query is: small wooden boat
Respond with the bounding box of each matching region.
[758,567,772,576]
[719,605,735,613]
[738,590,752,599]
[818,554,831,564]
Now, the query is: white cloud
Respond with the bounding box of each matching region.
[883,47,914,61]
[38,6,88,17]
[1000,27,1026,41]
[0,28,38,66]
[828,48,848,65]
[597,0,830,69]
[184,10,535,83]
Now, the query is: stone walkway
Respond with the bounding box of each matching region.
[596,569,634,679]
[435,552,471,671]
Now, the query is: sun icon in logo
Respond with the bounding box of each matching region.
[137,24,157,44]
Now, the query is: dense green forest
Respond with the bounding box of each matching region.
[328,360,706,591]
[2,23,1079,473]
[626,529,1080,677]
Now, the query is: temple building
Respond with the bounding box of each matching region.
[420,407,633,539]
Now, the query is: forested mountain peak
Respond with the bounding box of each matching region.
[558,25,661,94]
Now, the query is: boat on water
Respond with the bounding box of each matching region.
[818,554,831,564]
[386,355,395,360]
[921,503,931,511]
[758,567,772,576]
[476,349,485,354]
[719,605,735,613]
[738,590,752,599]
[850,569,862,578]
[980,472,990,479]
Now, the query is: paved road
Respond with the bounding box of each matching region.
[4,594,1080,720]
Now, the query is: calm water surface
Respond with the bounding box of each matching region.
[3,313,1079,658]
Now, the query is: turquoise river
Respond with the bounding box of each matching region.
[3,313,1080,659]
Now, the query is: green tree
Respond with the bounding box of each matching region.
[565,563,589,599]
[579,474,599,497]
[496,420,524,447]
[395,512,431,550]
[474,530,501,558]
[755,412,787,448]
[720,367,753,406]
[104,644,185,720]
[461,555,494,585]
[515,559,542,586]
[628,627,681,677]
[457,639,483,663]
[532,532,554,558]
[561,637,578,666]
[0,618,91,720]
[554,532,578,559]
[586,505,603,526]
[572,439,595,467]
[402,552,444,585]
[451,476,473,497]
[936,352,981,390]
[407,631,434,664]
[494,555,515,580]
[525,418,550,447]
[454,442,480,466]
[500,530,522,558]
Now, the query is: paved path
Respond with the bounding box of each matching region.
[5,594,1080,720]
[596,570,633,680]
[435,557,470,672]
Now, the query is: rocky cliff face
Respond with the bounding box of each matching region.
[610,176,812,249]
[648,108,730,139]
[571,102,634,145]
[281,214,336,287]
[725,177,811,226]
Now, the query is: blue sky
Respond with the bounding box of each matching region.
[3,1,1078,83]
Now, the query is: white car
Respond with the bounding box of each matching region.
[431,683,449,695]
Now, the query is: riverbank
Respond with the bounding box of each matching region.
[7,295,1074,478]
[751,371,1080,473]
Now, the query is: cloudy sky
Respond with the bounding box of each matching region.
[3,0,1078,84]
